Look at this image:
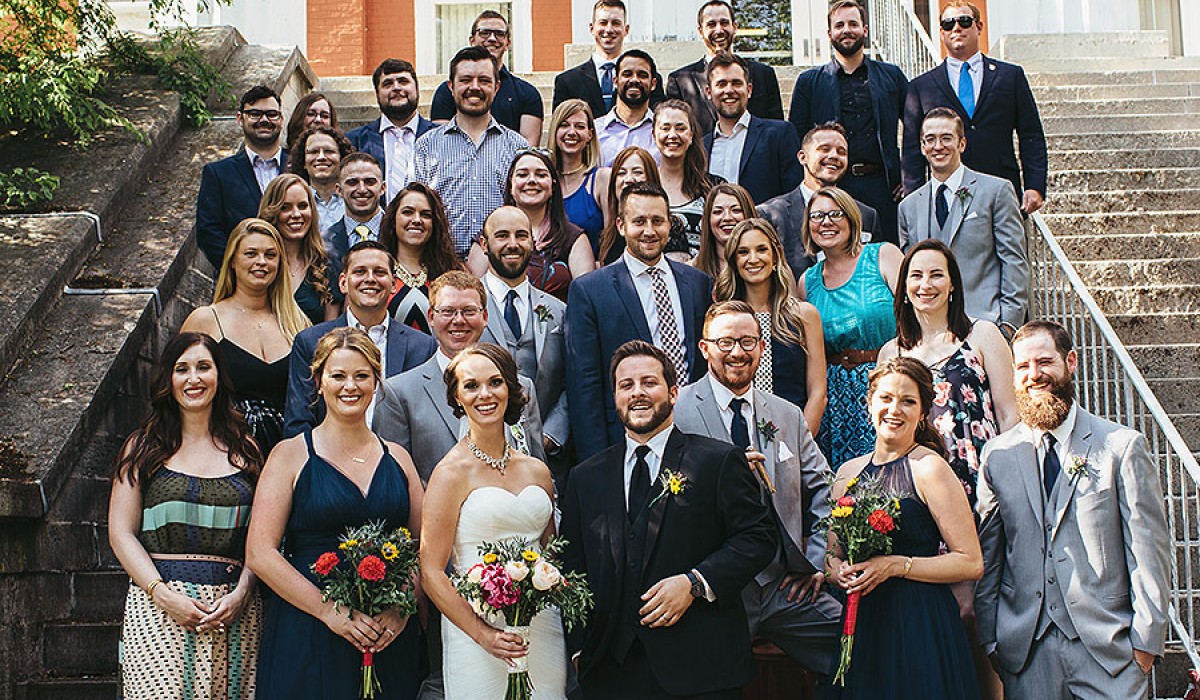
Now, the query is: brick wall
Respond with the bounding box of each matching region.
[531,0,573,71]
[366,0,417,74]
[308,0,367,75]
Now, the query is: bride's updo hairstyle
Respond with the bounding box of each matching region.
[310,327,382,389]
[445,343,528,425]
[867,357,947,459]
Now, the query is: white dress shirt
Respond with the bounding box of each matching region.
[248,147,283,193]
[593,51,618,85]
[708,376,758,450]
[709,111,751,185]
[596,108,659,166]
[344,209,384,246]
[381,112,421,196]
[1032,402,1078,489]
[929,163,967,232]
[946,52,984,107]
[347,308,390,425]
[622,251,686,354]
[484,272,531,332]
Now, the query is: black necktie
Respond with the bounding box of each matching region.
[1042,433,1061,497]
[629,445,651,521]
[504,289,521,338]
[935,183,949,229]
[601,62,616,111]
[729,398,750,449]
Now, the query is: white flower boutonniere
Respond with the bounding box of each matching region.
[534,304,553,330]
[1067,451,1091,480]
[954,186,972,206]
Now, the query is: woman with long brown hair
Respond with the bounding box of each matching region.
[597,145,662,265]
[654,99,720,261]
[693,182,754,281]
[259,174,338,324]
[286,93,338,151]
[286,126,355,242]
[109,332,264,699]
[377,182,462,334]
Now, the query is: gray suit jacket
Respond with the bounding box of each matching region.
[483,286,568,447]
[898,166,1029,330]
[373,354,546,484]
[674,375,832,573]
[758,185,879,280]
[974,408,1170,676]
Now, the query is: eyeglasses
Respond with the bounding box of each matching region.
[432,306,483,320]
[304,109,332,120]
[703,336,761,352]
[241,109,283,121]
[474,28,510,39]
[920,134,960,147]
[940,15,976,30]
[808,210,846,222]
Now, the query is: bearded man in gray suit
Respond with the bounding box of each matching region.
[899,107,1028,337]
[674,301,841,674]
[975,321,1170,698]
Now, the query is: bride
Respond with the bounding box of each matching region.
[420,343,566,699]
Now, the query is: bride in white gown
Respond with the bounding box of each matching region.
[420,344,566,700]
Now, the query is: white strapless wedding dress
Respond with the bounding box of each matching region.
[443,485,566,700]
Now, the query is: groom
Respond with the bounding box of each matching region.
[560,340,776,699]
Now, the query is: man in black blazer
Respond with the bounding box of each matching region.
[552,0,665,119]
[282,241,436,437]
[195,84,288,269]
[901,0,1047,213]
[566,184,712,462]
[701,52,802,206]
[561,340,776,700]
[788,0,907,243]
[666,0,784,137]
[344,59,436,200]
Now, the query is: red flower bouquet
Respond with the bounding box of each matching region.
[311,520,419,699]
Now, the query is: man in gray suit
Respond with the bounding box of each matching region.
[898,107,1028,336]
[674,300,841,674]
[478,207,569,474]
[975,321,1170,698]
[374,269,545,485]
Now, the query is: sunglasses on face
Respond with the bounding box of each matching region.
[940,15,976,30]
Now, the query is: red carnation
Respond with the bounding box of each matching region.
[314,551,339,576]
[836,496,855,508]
[358,555,387,582]
[867,509,895,534]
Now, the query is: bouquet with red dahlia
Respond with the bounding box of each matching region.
[818,473,902,686]
[311,520,419,699]
[452,536,594,700]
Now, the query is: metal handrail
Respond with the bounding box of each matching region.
[1029,212,1200,693]
[867,0,940,78]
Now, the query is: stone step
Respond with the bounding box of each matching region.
[1055,231,1200,260]
[1172,413,1200,448]
[1128,344,1200,380]
[1108,312,1200,346]
[1043,210,1200,236]
[1040,95,1200,117]
[1075,258,1200,287]
[43,622,118,676]
[1090,285,1200,315]
[1044,189,1200,213]
[71,571,129,621]
[14,676,117,700]
[1027,65,1200,85]
[1033,82,1200,101]
[1149,378,1200,415]
[1049,147,1200,171]
[1046,130,1200,151]
[1043,113,1200,135]
[1049,168,1200,193]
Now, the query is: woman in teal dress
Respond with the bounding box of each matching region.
[799,187,903,469]
[109,332,264,700]
[248,327,424,699]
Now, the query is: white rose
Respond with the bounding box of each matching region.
[531,561,562,591]
[466,564,484,584]
[505,561,530,582]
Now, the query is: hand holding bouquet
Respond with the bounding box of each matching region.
[311,521,420,699]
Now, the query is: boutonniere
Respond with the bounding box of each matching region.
[534,304,553,325]
[648,468,688,507]
[954,186,972,206]
[509,422,530,455]
[757,418,778,444]
[1067,450,1091,479]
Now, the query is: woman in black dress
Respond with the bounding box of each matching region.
[377,182,461,334]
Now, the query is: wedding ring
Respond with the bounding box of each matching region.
[386,629,395,636]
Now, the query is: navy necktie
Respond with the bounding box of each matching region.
[729,398,751,449]
[601,61,616,111]
[504,289,521,338]
[1042,433,1061,497]
[936,183,949,229]
[629,445,651,521]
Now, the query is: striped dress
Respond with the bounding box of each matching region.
[119,466,261,700]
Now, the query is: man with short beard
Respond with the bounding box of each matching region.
[195,84,289,269]
[345,59,436,201]
[595,49,661,166]
[974,321,1169,699]
[477,206,570,472]
[788,0,907,244]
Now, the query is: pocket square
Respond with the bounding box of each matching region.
[778,441,794,462]
[964,212,979,221]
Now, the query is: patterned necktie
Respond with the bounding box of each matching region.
[388,126,412,199]
[646,267,687,383]
[629,445,651,521]
[936,184,950,229]
[1042,433,1061,497]
[957,62,976,119]
[353,224,372,246]
[601,62,616,111]
[504,289,521,338]
[729,398,751,449]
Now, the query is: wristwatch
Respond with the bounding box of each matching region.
[685,570,705,598]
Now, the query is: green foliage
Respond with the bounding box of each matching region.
[734,0,793,65]
[108,30,232,128]
[0,167,61,209]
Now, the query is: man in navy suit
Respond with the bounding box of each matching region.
[901,0,1047,214]
[566,183,713,462]
[344,59,436,202]
[788,0,907,243]
[666,0,784,137]
[702,52,802,206]
[283,240,436,437]
[195,84,289,269]
[324,152,385,269]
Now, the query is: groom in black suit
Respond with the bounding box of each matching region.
[561,340,776,699]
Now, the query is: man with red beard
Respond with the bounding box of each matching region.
[974,321,1169,699]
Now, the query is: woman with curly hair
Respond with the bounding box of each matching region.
[286,126,356,245]
[285,93,338,151]
[378,182,462,333]
[109,332,264,699]
[259,174,338,324]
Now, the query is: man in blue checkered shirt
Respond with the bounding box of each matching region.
[413,46,529,258]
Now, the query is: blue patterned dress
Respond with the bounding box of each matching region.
[804,243,896,469]
[926,339,999,508]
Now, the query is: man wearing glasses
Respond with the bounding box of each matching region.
[429,10,544,146]
[195,84,289,269]
[901,0,1047,214]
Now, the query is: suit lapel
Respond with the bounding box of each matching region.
[753,393,778,483]
[612,263,653,340]
[975,57,998,113]
[641,429,685,571]
[606,446,628,569]
[693,377,728,440]
[669,261,699,377]
[932,61,970,123]
[738,117,762,180]
[1014,424,1046,529]
[484,293,516,350]
[233,148,262,197]
[530,288,549,360]
[1051,411,1093,537]
[385,325,408,375]
[910,184,933,242]
[944,168,978,245]
[420,358,458,435]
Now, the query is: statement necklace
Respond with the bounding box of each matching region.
[394,263,428,290]
[468,438,511,475]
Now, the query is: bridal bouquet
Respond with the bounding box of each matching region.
[311,520,420,699]
[818,473,902,686]
[452,536,594,700]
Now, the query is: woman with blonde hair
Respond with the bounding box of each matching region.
[549,99,610,251]
[259,174,338,324]
[693,182,754,282]
[182,218,311,456]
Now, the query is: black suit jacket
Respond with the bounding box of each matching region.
[902,57,1047,198]
[666,57,784,136]
[703,115,803,205]
[560,427,776,696]
[552,58,666,120]
[344,116,436,183]
[195,147,289,269]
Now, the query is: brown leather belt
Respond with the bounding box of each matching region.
[848,163,884,176]
[828,348,879,369]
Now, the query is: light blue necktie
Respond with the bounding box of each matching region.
[957,62,976,119]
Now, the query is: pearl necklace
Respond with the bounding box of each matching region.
[467,438,510,475]
[394,263,427,290]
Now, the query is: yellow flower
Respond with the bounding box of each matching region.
[892,498,901,510]
[668,475,684,495]
[381,542,399,561]
[400,527,412,540]
[339,538,359,551]
[482,552,498,565]
[831,506,854,518]
[846,477,858,490]
[522,549,539,562]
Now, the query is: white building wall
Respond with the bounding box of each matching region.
[984,0,1140,43]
